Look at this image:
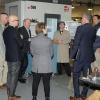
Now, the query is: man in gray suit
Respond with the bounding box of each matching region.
[0,13,8,88]
[30,22,53,100]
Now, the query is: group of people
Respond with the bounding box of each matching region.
[0,13,33,100]
[0,13,55,100]
[0,12,100,100]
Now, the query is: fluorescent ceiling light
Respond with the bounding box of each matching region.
[88,8,93,11]
[72,6,75,9]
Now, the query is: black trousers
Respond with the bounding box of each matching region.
[19,53,28,79]
[32,73,52,98]
[57,63,71,76]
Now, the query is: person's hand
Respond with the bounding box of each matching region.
[96,48,100,53]
[58,39,64,44]
[69,58,75,66]
[43,27,47,35]
[70,58,75,62]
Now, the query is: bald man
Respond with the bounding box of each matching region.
[3,15,22,100]
[0,13,8,88]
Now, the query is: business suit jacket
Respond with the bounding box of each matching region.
[70,23,95,72]
[93,28,100,50]
[30,33,53,73]
[93,22,100,43]
[3,26,22,62]
[18,26,31,53]
[94,22,100,32]
[93,22,100,51]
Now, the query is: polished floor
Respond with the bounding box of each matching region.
[0,75,93,100]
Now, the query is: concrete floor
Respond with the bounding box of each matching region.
[0,75,93,100]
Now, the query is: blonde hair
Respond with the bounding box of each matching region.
[9,15,18,22]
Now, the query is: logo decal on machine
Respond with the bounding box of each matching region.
[27,5,36,9]
[64,5,69,12]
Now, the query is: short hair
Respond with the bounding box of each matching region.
[58,21,65,26]
[93,15,100,19]
[83,13,92,22]
[0,13,8,16]
[35,22,46,35]
[23,18,31,23]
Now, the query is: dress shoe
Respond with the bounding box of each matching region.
[14,95,21,98]
[45,97,50,100]
[81,96,87,100]
[32,96,37,100]
[8,95,21,100]
[0,86,3,89]
[18,78,26,83]
[70,96,80,100]
[67,73,71,77]
[0,84,6,89]
[45,99,50,100]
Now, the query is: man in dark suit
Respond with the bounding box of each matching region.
[70,14,96,100]
[18,18,31,83]
[3,15,22,100]
[93,15,100,52]
[93,15,100,32]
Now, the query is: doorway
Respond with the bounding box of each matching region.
[9,6,18,16]
[45,14,61,39]
[45,14,61,74]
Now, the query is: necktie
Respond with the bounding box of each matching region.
[27,29,31,42]
[60,31,63,35]
[29,29,31,38]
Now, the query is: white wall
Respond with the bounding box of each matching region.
[5,1,22,25]
[21,1,71,22]
[5,1,72,24]
[5,1,72,36]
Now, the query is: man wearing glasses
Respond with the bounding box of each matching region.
[3,15,22,100]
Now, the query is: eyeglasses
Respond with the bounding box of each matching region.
[11,20,19,22]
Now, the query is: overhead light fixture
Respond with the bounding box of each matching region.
[88,8,93,11]
[87,2,93,11]
[75,19,79,21]
[72,5,75,9]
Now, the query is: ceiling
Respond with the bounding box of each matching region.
[72,0,100,18]
[72,0,100,6]
[72,0,100,3]
[0,0,100,6]
[0,0,100,16]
